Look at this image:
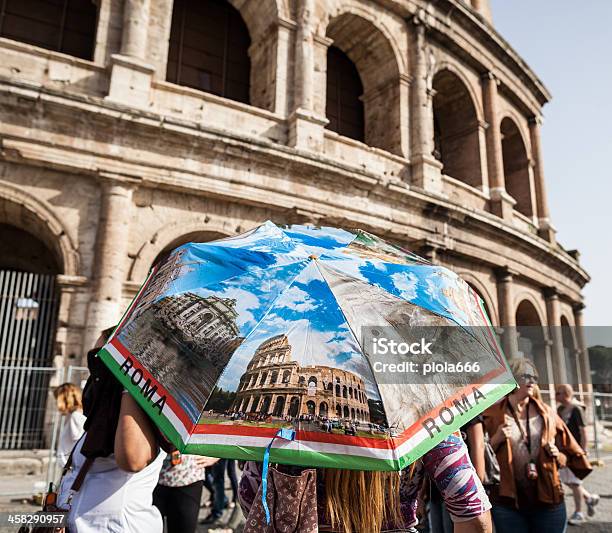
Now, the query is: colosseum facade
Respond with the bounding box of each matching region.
[232,334,371,421]
[0,0,591,441]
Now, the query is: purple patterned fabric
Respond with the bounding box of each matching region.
[239,433,490,530]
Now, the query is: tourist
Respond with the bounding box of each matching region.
[202,458,230,525]
[153,452,218,533]
[238,432,492,532]
[484,359,591,533]
[555,384,599,525]
[54,382,86,468]
[429,414,486,533]
[55,327,172,532]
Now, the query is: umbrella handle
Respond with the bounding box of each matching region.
[262,428,296,524]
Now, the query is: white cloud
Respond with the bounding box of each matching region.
[390,271,418,301]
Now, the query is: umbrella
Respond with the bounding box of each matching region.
[99,221,515,472]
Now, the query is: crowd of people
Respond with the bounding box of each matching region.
[41,331,599,533]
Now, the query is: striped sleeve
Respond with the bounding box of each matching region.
[421,432,491,522]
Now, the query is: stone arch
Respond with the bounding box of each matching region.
[432,68,483,188]
[500,116,533,217]
[273,396,285,416]
[458,272,497,325]
[129,219,231,282]
[322,9,404,154]
[513,292,546,325]
[289,396,300,417]
[0,182,79,276]
[319,401,328,417]
[515,299,548,384]
[317,5,407,75]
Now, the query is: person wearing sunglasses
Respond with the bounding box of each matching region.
[483,359,591,533]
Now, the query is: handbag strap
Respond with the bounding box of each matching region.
[61,435,95,493]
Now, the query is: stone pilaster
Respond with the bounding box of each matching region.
[573,303,593,418]
[84,180,134,350]
[529,116,556,242]
[107,0,155,108]
[544,288,568,385]
[409,15,443,193]
[495,267,519,360]
[288,0,329,151]
[471,0,493,23]
[482,72,515,220]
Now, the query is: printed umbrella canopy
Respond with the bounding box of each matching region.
[100,221,515,471]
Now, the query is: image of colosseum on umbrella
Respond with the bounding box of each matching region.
[99,221,516,471]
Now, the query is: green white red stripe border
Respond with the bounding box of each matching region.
[99,335,515,471]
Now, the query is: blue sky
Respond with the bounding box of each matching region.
[490,1,612,326]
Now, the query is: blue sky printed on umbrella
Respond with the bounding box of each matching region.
[125,222,495,415]
[212,261,381,399]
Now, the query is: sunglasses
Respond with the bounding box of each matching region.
[518,373,538,383]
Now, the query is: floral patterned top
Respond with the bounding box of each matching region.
[157,453,205,487]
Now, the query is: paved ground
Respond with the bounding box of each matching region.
[1,456,611,532]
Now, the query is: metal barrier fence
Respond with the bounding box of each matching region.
[0,270,59,450]
[0,365,89,495]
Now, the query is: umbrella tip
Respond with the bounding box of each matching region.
[309,254,318,260]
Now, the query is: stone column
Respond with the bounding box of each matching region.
[544,288,568,385]
[482,72,515,220]
[274,19,295,115]
[107,0,155,107]
[529,116,556,242]
[84,180,134,350]
[55,274,88,365]
[573,304,593,419]
[471,0,493,23]
[495,267,518,360]
[409,15,443,193]
[288,0,328,151]
[121,0,150,59]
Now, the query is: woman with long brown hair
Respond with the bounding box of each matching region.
[238,432,492,532]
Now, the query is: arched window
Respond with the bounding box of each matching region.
[432,70,483,188]
[282,370,291,383]
[325,46,364,142]
[342,385,348,398]
[335,384,340,396]
[501,118,533,217]
[0,0,97,60]
[167,0,251,104]
[515,300,548,384]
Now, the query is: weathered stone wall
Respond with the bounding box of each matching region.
[0,0,590,399]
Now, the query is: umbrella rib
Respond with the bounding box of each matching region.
[310,259,398,460]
